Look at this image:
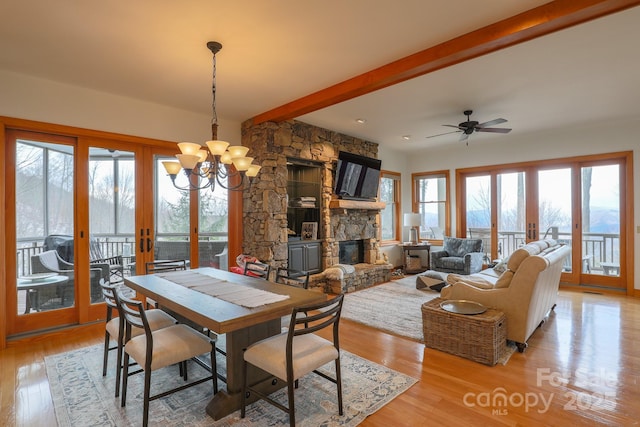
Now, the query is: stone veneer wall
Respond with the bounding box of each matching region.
[240,119,383,274]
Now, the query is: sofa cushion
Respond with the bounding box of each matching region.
[507,247,534,271]
[494,270,514,288]
[443,236,483,258]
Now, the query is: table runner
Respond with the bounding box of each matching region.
[155,270,289,308]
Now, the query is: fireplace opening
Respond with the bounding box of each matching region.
[339,240,364,265]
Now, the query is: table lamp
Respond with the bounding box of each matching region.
[404,213,422,245]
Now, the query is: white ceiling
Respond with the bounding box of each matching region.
[1,1,639,151]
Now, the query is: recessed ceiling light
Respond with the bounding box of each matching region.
[402,135,411,140]
[355,118,366,124]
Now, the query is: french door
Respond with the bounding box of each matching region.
[458,152,631,291]
[5,128,181,336]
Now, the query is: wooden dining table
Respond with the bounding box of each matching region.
[124,267,326,420]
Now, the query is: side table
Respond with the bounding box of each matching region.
[421,297,507,366]
[400,243,430,274]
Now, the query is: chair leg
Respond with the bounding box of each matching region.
[287,376,296,427]
[240,360,248,418]
[335,357,343,415]
[102,331,110,377]
[115,336,124,398]
[121,353,130,407]
[143,370,152,427]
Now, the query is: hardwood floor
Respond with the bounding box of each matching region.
[2,289,639,426]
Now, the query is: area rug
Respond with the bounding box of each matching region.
[45,343,418,426]
[342,277,517,365]
[341,276,440,342]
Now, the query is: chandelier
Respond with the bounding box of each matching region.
[162,41,261,191]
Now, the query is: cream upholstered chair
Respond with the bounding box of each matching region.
[100,281,176,398]
[119,290,218,427]
[241,294,344,427]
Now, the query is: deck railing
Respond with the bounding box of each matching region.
[16,233,228,276]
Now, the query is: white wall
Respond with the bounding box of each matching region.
[0,69,241,143]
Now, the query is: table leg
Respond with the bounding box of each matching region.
[205,318,284,420]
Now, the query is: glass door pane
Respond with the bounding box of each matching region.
[199,183,229,270]
[88,147,136,303]
[154,155,191,268]
[16,140,75,314]
[497,172,526,259]
[581,165,620,277]
[465,175,491,262]
[538,168,572,271]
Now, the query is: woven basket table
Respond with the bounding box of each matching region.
[422,297,507,366]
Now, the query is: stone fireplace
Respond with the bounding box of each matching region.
[240,119,392,292]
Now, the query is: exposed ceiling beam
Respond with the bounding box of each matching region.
[251,0,640,125]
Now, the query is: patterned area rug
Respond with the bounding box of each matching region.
[46,343,417,426]
[342,276,440,342]
[342,277,517,365]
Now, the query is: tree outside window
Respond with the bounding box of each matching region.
[379,171,400,242]
[412,171,450,241]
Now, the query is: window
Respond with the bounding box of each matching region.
[379,171,400,242]
[412,171,450,241]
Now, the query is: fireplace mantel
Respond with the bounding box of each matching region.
[329,198,386,211]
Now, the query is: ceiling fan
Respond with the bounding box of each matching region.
[427,110,512,144]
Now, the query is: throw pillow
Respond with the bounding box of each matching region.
[493,257,509,274]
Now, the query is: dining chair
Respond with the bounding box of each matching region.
[119,289,219,427]
[144,259,188,308]
[241,294,344,427]
[275,267,310,289]
[145,259,188,274]
[243,260,271,280]
[100,280,177,398]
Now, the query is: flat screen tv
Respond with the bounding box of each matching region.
[333,151,382,200]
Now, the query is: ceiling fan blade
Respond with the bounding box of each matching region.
[426,130,461,139]
[475,127,512,133]
[443,124,464,130]
[459,132,469,142]
[477,118,507,128]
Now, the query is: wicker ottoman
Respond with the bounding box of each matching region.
[422,297,507,366]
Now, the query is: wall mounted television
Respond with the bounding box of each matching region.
[333,151,382,201]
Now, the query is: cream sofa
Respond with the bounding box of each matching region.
[440,239,570,352]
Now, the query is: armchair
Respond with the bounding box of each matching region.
[430,236,484,275]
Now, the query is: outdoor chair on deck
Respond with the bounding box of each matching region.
[241,294,344,427]
[119,289,218,427]
[31,250,108,307]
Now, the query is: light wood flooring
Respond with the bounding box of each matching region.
[1,289,639,426]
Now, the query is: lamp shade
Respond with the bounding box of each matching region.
[404,213,422,227]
